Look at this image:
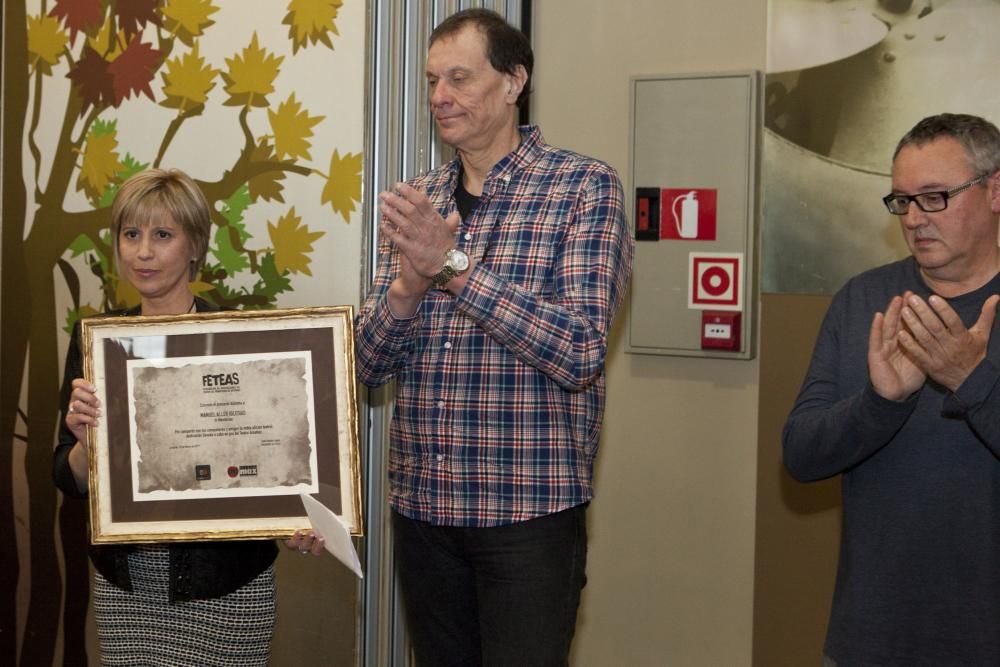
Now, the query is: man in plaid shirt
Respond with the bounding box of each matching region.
[355,9,633,664]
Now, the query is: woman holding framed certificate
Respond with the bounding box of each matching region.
[53,169,319,665]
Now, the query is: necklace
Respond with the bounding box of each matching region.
[140,298,197,316]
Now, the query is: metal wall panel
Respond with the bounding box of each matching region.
[627,71,761,360]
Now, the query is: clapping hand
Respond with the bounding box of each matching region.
[896,291,999,392]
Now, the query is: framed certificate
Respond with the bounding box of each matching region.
[80,306,362,543]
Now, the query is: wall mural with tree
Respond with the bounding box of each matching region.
[2,0,364,663]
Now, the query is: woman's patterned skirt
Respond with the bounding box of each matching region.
[93,545,276,666]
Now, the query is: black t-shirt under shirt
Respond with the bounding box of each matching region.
[454,169,479,220]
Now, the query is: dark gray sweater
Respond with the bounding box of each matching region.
[783,256,1000,666]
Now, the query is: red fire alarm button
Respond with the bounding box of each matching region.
[701,311,741,351]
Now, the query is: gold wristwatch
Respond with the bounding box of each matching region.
[431,248,470,288]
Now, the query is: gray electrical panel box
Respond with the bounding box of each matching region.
[626,71,761,359]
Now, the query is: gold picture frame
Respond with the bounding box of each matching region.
[81,306,362,544]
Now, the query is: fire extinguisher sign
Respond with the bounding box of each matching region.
[689,252,742,311]
[661,188,717,241]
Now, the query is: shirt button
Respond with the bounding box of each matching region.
[443,341,452,349]
[435,454,444,462]
[437,401,445,409]
[464,232,472,240]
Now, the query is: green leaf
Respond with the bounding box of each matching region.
[220,182,252,226]
[64,308,80,335]
[64,304,100,335]
[119,153,149,179]
[97,190,113,209]
[207,277,242,299]
[68,233,96,257]
[256,253,290,298]
[97,152,149,208]
[211,224,251,274]
[209,185,252,275]
[229,217,251,245]
[92,117,118,136]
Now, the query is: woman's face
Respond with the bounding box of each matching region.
[117,213,194,304]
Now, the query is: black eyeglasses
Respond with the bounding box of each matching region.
[882,174,986,215]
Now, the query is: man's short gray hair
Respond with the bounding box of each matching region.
[893,113,1000,177]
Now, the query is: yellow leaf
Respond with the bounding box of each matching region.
[267,207,325,275]
[27,14,69,74]
[161,43,219,110]
[77,128,124,202]
[162,0,220,46]
[321,149,362,223]
[189,278,215,296]
[223,33,284,108]
[268,93,324,161]
[283,0,342,53]
[86,16,125,62]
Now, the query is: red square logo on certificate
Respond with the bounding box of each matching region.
[689,253,742,311]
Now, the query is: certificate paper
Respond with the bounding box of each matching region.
[127,351,319,501]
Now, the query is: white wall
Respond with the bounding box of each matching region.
[532,2,768,664]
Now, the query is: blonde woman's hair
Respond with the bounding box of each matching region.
[111,168,212,281]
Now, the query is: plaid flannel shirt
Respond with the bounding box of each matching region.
[355,126,634,527]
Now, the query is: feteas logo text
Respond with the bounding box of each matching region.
[202,372,240,387]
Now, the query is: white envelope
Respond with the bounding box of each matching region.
[300,493,363,578]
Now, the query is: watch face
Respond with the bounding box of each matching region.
[449,249,470,272]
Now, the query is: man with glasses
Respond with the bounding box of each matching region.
[784,113,1000,666]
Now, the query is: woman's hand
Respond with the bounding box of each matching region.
[65,379,101,493]
[285,530,325,556]
[66,378,101,446]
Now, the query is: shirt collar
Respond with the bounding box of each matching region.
[447,125,543,197]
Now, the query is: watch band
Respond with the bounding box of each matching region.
[431,248,469,288]
[431,265,460,288]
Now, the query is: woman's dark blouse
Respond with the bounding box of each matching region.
[53,298,277,602]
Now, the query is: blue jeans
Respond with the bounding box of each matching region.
[392,505,589,667]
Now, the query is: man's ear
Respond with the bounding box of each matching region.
[506,64,528,103]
